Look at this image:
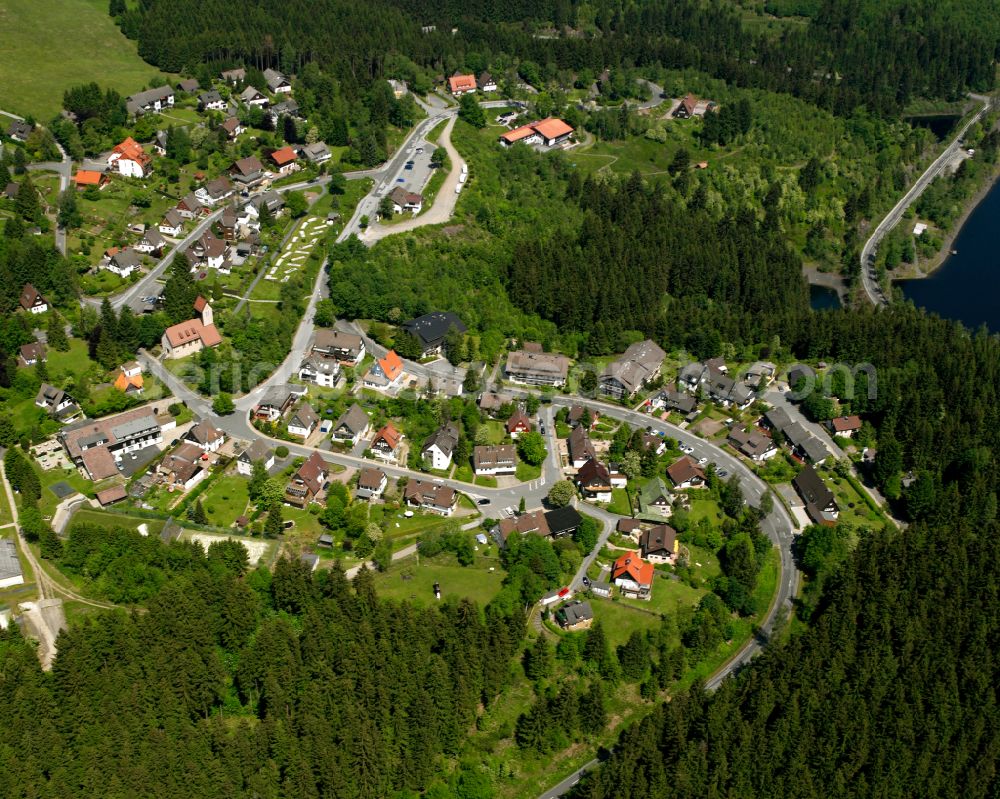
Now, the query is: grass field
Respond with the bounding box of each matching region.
[0,0,170,119]
[372,552,504,607]
[70,508,165,537]
[199,475,250,528]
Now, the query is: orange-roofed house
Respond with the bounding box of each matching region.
[74,170,106,189]
[611,551,655,600]
[499,125,540,148]
[161,298,222,359]
[270,146,298,175]
[114,369,144,395]
[531,118,574,147]
[363,349,404,390]
[370,422,404,462]
[448,74,477,95]
[107,137,153,178]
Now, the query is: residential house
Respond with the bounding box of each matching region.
[448,74,477,95]
[126,86,174,116]
[105,248,142,277]
[196,176,235,205]
[2,182,19,201]
[298,356,340,388]
[300,552,319,572]
[267,99,300,125]
[248,189,285,216]
[666,456,706,489]
[198,90,227,111]
[422,421,460,470]
[673,92,715,119]
[640,524,678,565]
[590,582,613,598]
[221,67,246,84]
[58,406,165,480]
[185,420,225,452]
[264,68,292,94]
[157,442,208,492]
[0,539,25,589]
[113,361,144,395]
[403,480,458,516]
[568,425,597,469]
[781,421,829,465]
[133,228,165,255]
[401,311,466,358]
[231,156,266,188]
[35,384,79,420]
[17,342,46,368]
[190,230,226,270]
[618,518,643,535]
[19,284,47,314]
[107,137,152,178]
[284,451,329,508]
[787,364,816,392]
[828,415,862,438]
[728,427,778,462]
[498,124,541,147]
[152,130,168,156]
[299,141,331,164]
[499,118,573,147]
[505,347,570,386]
[703,367,755,409]
[331,403,371,444]
[253,384,305,422]
[473,444,516,476]
[159,209,184,236]
[356,467,388,500]
[363,350,404,389]
[95,486,128,507]
[576,458,612,499]
[237,440,275,476]
[477,71,497,92]
[651,387,697,416]
[161,297,222,359]
[219,208,237,241]
[567,404,598,429]
[5,120,33,142]
[545,505,583,538]
[220,117,244,139]
[240,86,268,108]
[638,476,672,520]
[599,339,665,399]
[73,170,105,190]
[794,464,839,526]
[287,403,319,439]
[506,408,532,439]
[478,391,513,416]
[176,192,208,219]
[270,146,298,175]
[493,510,549,547]
[389,186,423,215]
[611,551,654,599]
[556,600,593,631]
[745,361,776,388]
[762,407,792,434]
[371,422,403,462]
[678,362,707,392]
[640,432,666,455]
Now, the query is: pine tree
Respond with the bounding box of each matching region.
[265,504,284,538]
[46,313,69,351]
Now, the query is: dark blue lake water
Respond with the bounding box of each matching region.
[809,284,841,310]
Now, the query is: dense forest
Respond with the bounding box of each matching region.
[120,0,1000,115]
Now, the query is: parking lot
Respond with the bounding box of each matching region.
[382,138,437,198]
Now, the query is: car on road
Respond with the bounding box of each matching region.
[717,469,729,478]
[539,423,546,435]
[698,457,709,465]
[680,444,694,454]
[478,498,491,505]
[504,506,515,517]
[396,177,405,182]
[415,147,424,154]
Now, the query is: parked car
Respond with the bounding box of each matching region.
[478,498,491,505]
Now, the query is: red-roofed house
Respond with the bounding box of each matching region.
[370,422,403,462]
[531,117,574,146]
[270,146,298,175]
[611,551,655,600]
[74,170,106,189]
[363,350,404,389]
[161,298,221,359]
[107,137,152,178]
[448,74,477,95]
[828,415,863,437]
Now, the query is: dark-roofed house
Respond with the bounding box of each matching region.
[107,248,142,277]
[666,456,706,489]
[221,67,246,83]
[638,476,672,520]
[332,403,371,444]
[728,427,777,462]
[356,468,388,500]
[422,421,460,470]
[0,539,25,589]
[177,192,208,219]
[478,391,513,416]
[285,451,329,508]
[544,505,583,538]
[477,71,497,92]
[197,176,235,205]
[505,348,569,386]
[473,444,516,476]
[401,312,467,358]
[389,186,423,215]
[157,442,208,491]
[185,420,225,452]
[298,356,340,388]
[237,440,275,476]
[312,329,365,364]
[404,480,457,516]
[126,86,174,116]
[640,524,678,565]
[177,78,200,93]
[264,68,292,93]
[575,458,612,499]
[300,142,331,163]
[6,120,33,142]
[17,342,46,368]
[371,422,403,462]
[568,425,597,469]
[794,465,839,526]
[493,510,549,547]
[20,283,47,314]
[35,384,79,420]
[160,208,184,236]
[782,421,829,465]
[253,384,304,422]
[199,90,227,111]
[230,155,266,187]
[618,518,643,535]
[240,86,268,108]
[220,116,244,139]
[599,339,666,399]
[556,600,593,631]
[287,403,319,439]
[787,364,816,392]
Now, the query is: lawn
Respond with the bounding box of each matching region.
[688,497,723,525]
[0,483,12,527]
[453,464,474,483]
[0,0,171,119]
[372,551,504,607]
[484,420,507,444]
[515,461,542,481]
[199,475,250,527]
[619,572,706,617]
[588,598,663,649]
[69,507,166,537]
[606,487,632,515]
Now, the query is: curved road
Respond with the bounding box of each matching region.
[860,95,991,305]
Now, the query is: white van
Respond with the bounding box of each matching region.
[459,173,467,184]
[461,163,468,175]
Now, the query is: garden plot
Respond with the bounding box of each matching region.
[266,218,326,283]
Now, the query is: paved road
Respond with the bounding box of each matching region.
[22,133,72,254]
[860,95,991,305]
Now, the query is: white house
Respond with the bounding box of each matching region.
[264,68,292,94]
[105,248,142,278]
[473,444,517,476]
[287,403,319,439]
[107,137,152,179]
[236,440,275,476]
[185,420,225,453]
[421,422,460,471]
[298,356,340,388]
[159,209,184,237]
